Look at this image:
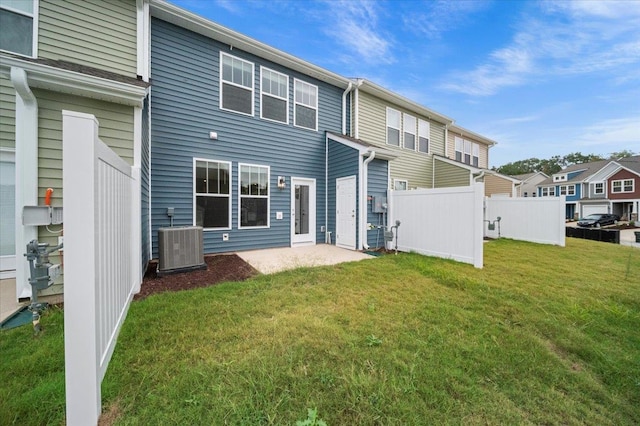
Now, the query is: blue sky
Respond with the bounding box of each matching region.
[168,0,640,168]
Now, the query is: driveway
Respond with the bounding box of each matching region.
[237,244,373,274]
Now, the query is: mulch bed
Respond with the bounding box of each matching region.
[134,254,259,301]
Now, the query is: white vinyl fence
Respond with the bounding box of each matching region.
[62,111,141,425]
[484,196,566,246]
[388,183,484,268]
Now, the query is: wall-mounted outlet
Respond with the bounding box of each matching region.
[321,225,325,232]
[222,233,229,241]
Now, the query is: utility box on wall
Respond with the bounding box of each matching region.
[372,195,387,213]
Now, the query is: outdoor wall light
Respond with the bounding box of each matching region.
[209,131,218,140]
[278,176,286,189]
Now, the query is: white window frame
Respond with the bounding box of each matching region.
[0,0,38,58]
[260,66,289,124]
[386,107,401,147]
[593,182,604,195]
[220,52,254,116]
[567,185,575,196]
[403,113,416,151]
[418,119,430,153]
[541,186,556,197]
[464,140,472,164]
[0,148,16,278]
[394,179,408,191]
[472,143,479,167]
[193,158,232,230]
[238,163,270,229]
[455,136,463,162]
[293,78,318,131]
[612,179,634,193]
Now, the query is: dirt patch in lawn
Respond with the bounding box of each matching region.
[135,254,259,301]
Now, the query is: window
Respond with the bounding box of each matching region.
[260,67,288,124]
[239,164,269,228]
[0,149,15,278]
[464,140,472,164]
[554,175,567,182]
[455,137,463,162]
[403,114,416,150]
[194,159,231,229]
[472,143,479,167]
[0,0,36,57]
[612,179,634,193]
[386,107,400,146]
[524,192,528,197]
[594,182,604,195]
[394,179,408,190]
[220,53,254,115]
[418,119,429,153]
[541,186,556,197]
[294,79,317,130]
[559,185,574,196]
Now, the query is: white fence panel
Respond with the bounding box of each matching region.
[485,196,566,246]
[389,183,484,268]
[63,111,141,425]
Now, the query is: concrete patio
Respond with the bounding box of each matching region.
[236,244,374,274]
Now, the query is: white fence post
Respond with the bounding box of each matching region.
[63,111,140,425]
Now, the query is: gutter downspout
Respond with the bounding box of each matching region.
[325,133,329,243]
[11,67,39,299]
[341,81,353,135]
[361,150,376,250]
[354,79,363,139]
[475,171,486,238]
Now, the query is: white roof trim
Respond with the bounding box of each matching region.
[0,55,147,107]
[449,124,497,147]
[326,133,397,161]
[433,154,481,173]
[150,0,351,89]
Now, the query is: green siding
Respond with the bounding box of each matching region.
[0,76,15,149]
[434,160,470,188]
[357,90,447,189]
[33,89,134,296]
[39,0,137,77]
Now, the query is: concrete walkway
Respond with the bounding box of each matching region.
[237,244,373,274]
[620,228,640,248]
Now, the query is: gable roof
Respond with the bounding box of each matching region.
[448,124,497,147]
[617,155,640,174]
[150,0,351,89]
[538,159,610,186]
[511,171,548,182]
[326,132,397,161]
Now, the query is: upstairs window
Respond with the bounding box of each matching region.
[260,67,288,124]
[294,79,318,131]
[418,119,430,153]
[403,114,416,150]
[0,0,37,57]
[464,140,472,164]
[220,53,254,115]
[541,186,556,197]
[194,159,231,229]
[594,182,604,194]
[612,179,634,193]
[239,164,269,228]
[455,136,463,162]
[472,143,479,167]
[394,179,408,190]
[386,107,400,146]
[559,185,575,196]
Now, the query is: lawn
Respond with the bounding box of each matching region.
[1,238,639,425]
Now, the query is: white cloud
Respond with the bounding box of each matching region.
[443,1,640,96]
[402,0,490,39]
[575,117,640,149]
[320,0,395,65]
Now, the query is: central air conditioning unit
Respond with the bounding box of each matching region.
[157,226,206,275]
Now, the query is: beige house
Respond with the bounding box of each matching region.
[0,0,149,320]
[512,171,548,197]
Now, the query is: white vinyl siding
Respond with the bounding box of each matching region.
[386,107,400,146]
[239,163,270,228]
[418,119,429,153]
[260,67,288,124]
[220,52,254,116]
[194,159,231,230]
[403,113,416,151]
[293,79,317,131]
[0,0,37,57]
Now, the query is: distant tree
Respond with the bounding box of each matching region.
[496,152,605,175]
[563,152,603,165]
[608,150,637,160]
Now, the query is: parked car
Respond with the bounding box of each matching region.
[577,213,619,228]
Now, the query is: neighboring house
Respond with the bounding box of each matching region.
[349,79,454,190]
[150,2,402,256]
[512,171,548,197]
[483,172,521,198]
[0,0,149,303]
[606,156,640,221]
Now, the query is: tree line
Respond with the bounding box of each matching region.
[494,150,637,176]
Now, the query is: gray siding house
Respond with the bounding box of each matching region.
[149,3,360,256]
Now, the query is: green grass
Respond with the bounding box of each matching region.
[2,238,639,425]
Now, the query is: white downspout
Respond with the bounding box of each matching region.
[11,67,39,299]
[354,79,363,139]
[341,81,352,135]
[361,151,376,250]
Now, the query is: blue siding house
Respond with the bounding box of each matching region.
[149,4,358,257]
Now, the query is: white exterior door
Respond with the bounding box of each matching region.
[336,176,356,250]
[291,177,316,246]
[0,150,15,279]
